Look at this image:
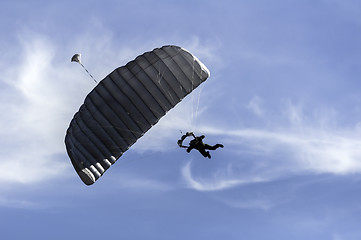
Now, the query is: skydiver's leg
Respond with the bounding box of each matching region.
[204,144,224,150]
[198,148,211,158]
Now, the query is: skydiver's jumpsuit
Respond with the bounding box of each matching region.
[186,135,223,159]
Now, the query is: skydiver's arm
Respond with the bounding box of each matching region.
[177,132,195,148]
[186,146,194,152]
[177,139,188,148]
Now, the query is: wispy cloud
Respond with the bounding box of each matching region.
[201,125,361,175]
[132,90,361,193]
[0,196,41,210]
[247,95,264,117]
[0,30,143,185]
[0,33,73,184]
[178,99,361,192]
[181,161,269,191]
[111,174,173,192]
[221,197,275,210]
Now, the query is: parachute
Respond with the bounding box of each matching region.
[65,45,210,185]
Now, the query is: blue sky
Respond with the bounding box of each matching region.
[1,0,361,239]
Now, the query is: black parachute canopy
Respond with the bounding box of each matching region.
[65,45,210,185]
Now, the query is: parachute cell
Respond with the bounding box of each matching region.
[65,45,210,185]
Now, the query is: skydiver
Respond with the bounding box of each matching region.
[177,132,223,159]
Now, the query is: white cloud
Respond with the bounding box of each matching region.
[247,95,264,117]
[221,198,274,210]
[111,174,173,192]
[204,127,361,175]
[0,196,41,209]
[181,161,268,191]
[283,100,304,126]
[0,30,139,185]
[0,34,73,184]
[178,99,361,192]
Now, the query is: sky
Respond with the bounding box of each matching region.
[1,0,361,239]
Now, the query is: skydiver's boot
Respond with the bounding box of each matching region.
[215,144,224,149]
[206,151,211,159]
